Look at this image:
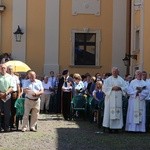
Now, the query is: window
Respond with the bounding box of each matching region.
[135,29,140,51]
[133,27,140,52]
[71,30,100,66]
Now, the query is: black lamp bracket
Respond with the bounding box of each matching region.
[126,54,137,60]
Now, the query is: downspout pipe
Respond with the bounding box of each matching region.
[0,0,2,54]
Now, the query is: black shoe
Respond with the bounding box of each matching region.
[64,117,68,120]
[40,110,44,114]
[102,127,106,133]
[45,110,49,114]
[11,124,16,129]
[108,129,113,133]
[114,129,119,133]
[4,128,10,132]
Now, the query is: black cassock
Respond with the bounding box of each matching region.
[56,77,64,113]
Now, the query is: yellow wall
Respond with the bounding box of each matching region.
[1,0,116,76]
[3,0,149,76]
[1,0,45,76]
[26,0,45,75]
[143,0,150,73]
[59,0,113,75]
[1,0,12,54]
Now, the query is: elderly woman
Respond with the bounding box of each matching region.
[73,73,84,96]
[72,73,85,118]
[125,70,149,132]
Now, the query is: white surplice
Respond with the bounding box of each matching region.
[125,79,149,132]
[102,75,127,129]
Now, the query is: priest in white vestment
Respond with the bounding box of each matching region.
[125,70,149,132]
[141,71,150,131]
[102,67,127,130]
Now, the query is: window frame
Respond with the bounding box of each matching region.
[133,26,140,53]
[71,29,101,67]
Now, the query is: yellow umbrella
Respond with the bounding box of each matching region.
[4,60,31,72]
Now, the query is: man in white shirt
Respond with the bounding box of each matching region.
[40,76,51,113]
[22,71,44,132]
[7,65,20,129]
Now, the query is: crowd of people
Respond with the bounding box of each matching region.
[1,61,150,134]
[42,67,150,133]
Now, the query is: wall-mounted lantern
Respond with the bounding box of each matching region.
[0,5,6,12]
[122,53,137,67]
[13,25,24,42]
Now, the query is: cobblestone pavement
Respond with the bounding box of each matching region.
[1,114,150,150]
[0,114,101,150]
